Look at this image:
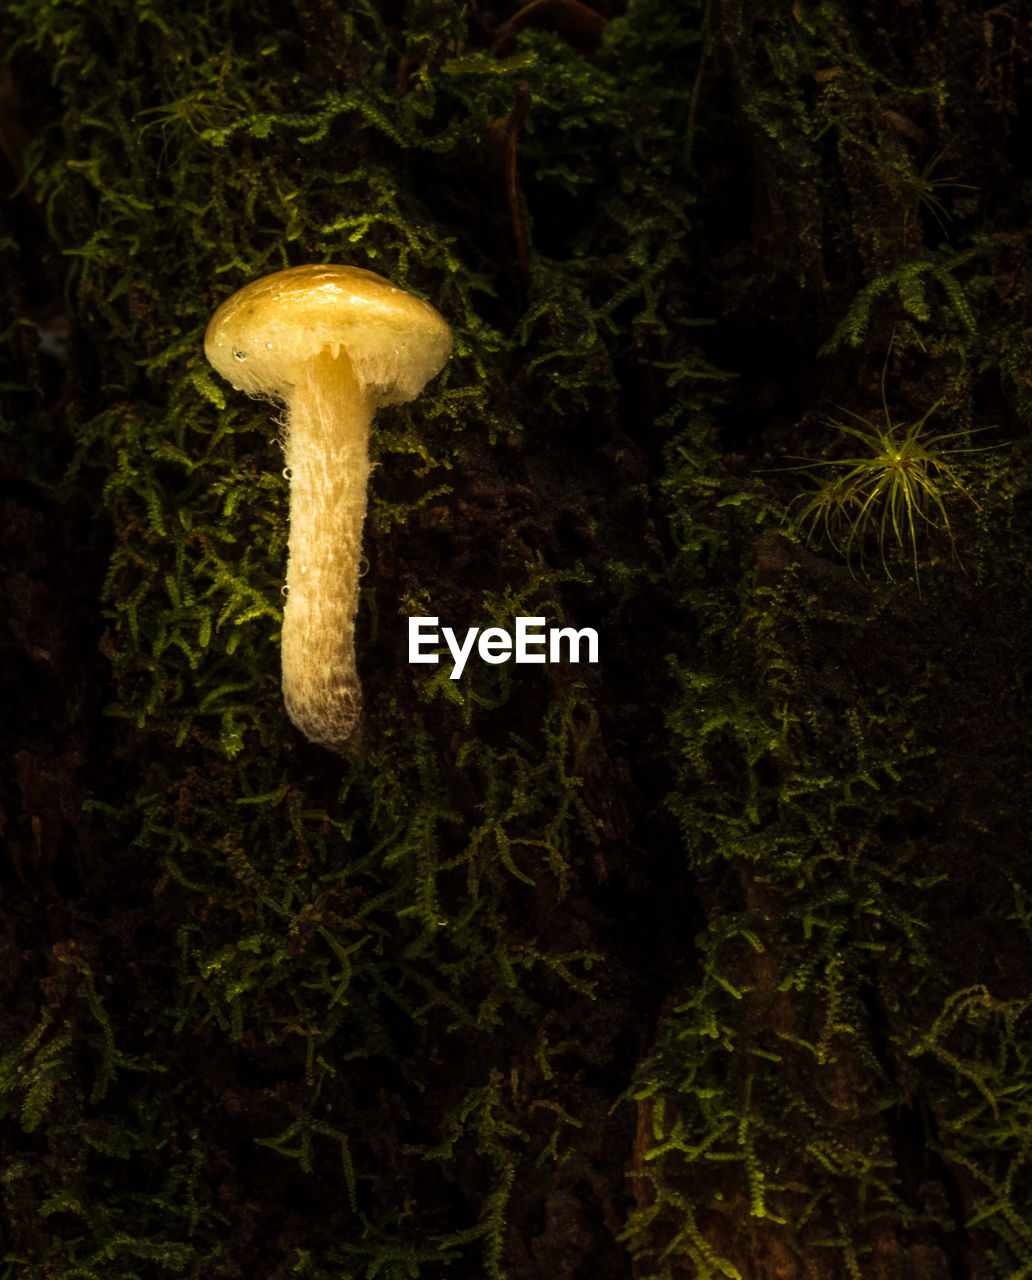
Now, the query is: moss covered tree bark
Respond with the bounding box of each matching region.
[2,1,1031,1277]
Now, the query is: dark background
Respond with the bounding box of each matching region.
[2,1,1031,1276]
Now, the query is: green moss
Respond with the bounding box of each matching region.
[3,0,1032,1275]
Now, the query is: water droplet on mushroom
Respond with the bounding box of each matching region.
[282,467,293,480]
[358,556,370,578]
[233,349,247,361]
[281,584,290,596]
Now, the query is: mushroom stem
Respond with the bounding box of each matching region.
[281,347,372,746]
[204,263,451,748]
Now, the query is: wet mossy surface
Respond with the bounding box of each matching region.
[1,1,1032,1276]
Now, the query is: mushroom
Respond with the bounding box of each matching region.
[204,263,452,747]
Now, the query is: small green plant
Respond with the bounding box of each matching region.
[787,390,985,588]
[890,150,978,242]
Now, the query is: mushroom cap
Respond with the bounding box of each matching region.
[204,264,452,407]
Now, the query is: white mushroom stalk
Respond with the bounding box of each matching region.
[204,264,452,747]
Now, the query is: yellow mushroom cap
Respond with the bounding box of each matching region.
[204,263,452,406]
